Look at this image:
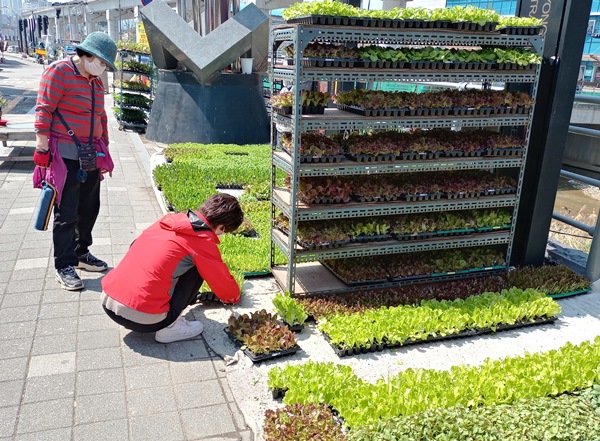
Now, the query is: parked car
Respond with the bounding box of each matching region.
[64,45,76,55]
[7,46,19,53]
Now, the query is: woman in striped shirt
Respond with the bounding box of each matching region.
[33,32,117,291]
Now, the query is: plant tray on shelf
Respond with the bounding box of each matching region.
[273,105,325,115]
[287,14,360,26]
[453,21,498,32]
[499,26,542,35]
[486,147,524,157]
[325,316,557,357]
[494,106,532,115]
[443,149,486,158]
[445,191,481,199]
[361,59,398,69]
[547,288,593,299]
[298,238,351,250]
[400,151,443,160]
[406,60,446,70]
[435,228,476,237]
[337,104,408,117]
[347,153,396,162]
[304,196,348,204]
[224,327,300,363]
[475,225,511,232]
[402,192,443,202]
[350,234,393,243]
[409,107,452,117]
[281,148,345,164]
[353,195,399,202]
[482,187,517,196]
[453,107,494,116]
[321,261,388,286]
[494,62,537,71]
[302,58,357,68]
[393,232,437,241]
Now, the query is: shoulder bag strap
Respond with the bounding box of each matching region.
[54,80,96,146]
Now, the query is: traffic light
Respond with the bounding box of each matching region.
[37,16,42,37]
[18,19,23,32]
[43,16,49,34]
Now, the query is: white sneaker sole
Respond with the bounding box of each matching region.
[55,274,84,291]
[77,261,108,272]
[155,331,203,344]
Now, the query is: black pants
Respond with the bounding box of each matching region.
[53,159,101,269]
[103,266,205,333]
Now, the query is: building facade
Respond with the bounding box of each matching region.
[446,0,600,83]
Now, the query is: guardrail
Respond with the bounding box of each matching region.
[561,94,600,280]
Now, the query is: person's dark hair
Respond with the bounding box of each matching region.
[198,194,244,233]
[76,48,92,58]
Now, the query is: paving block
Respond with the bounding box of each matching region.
[5,277,44,294]
[75,391,127,424]
[1,291,42,308]
[77,314,117,333]
[73,419,129,441]
[140,1,268,84]
[35,317,78,337]
[0,406,17,438]
[12,427,72,441]
[130,412,184,441]
[0,337,32,359]
[0,321,36,340]
[38,301,80,320]
[174,379,227,409]
[77,328,121,351]
[31,333,77,356]
[169,358,217,383]
[77,347,122,371]
[0,357,28,382]
[125,363,171,390]
[0,379,24,407]
[180,404,237,439]
[16,398,73,434]
[14,257,49,270]
[27,352,76,377]
[164,338,210,361]
[77,368,125,396]
[126,386,178,417]
[0,305,40,324]
[23,373,75,403]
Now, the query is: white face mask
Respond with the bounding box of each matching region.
[84,58,106,76]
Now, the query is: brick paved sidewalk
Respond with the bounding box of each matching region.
[0,113,253,440]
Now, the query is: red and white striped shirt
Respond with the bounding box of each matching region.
[35,58,108,147]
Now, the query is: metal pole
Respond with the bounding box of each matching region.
[586,218,600,281]
[511,0,594,266]
[568,125,600,139]
[552,212,595,235]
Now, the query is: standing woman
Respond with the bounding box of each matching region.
[33,32,117,291]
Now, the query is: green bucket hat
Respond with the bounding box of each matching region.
[75,32,117,72]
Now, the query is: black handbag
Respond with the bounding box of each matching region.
[54,81,97,182]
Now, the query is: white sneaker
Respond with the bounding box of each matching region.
[155,317,204,343]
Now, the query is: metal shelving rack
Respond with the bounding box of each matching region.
[269,23,543,296]
[113,49,155,132]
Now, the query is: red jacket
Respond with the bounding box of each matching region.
[101,211,241,314]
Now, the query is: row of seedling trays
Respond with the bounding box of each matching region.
[282,147,523,163]
[336,103,531,117]
[301,187,516,205]
[298,58,536,71]
[286,15,540,34]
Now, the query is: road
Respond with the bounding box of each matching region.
[0,54,45,114]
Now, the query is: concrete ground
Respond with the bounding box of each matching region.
[1,79,600,441]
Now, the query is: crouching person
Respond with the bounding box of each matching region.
[101,194,244,343]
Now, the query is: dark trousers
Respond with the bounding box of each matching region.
[53,159,101,269]
[103,266,205,333]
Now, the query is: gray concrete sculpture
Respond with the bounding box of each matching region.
[140,0,268,84]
